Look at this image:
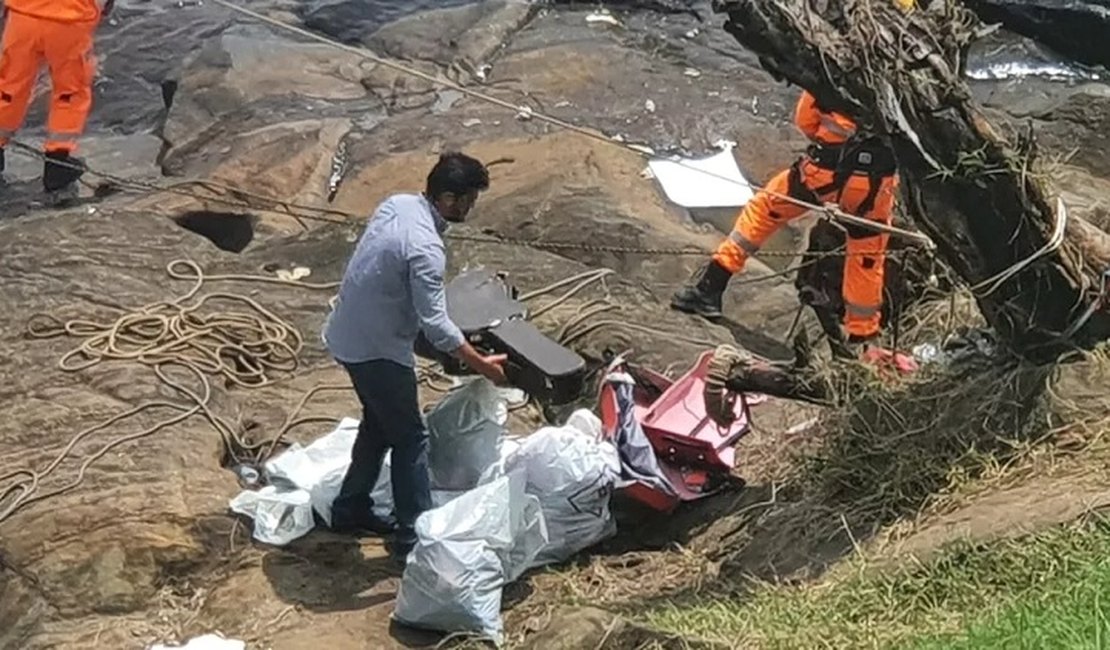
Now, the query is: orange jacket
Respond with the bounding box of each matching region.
[4,0,102,23]
[794,91,857,146]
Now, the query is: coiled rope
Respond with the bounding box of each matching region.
[0,260,630,526]
[704,344,748,427]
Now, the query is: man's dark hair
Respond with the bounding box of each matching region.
[425,152,490,199]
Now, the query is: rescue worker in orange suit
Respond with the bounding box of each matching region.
[0,0,113,191]
[671,90,899,348]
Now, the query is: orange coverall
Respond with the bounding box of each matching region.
[713,91,899,340]
[0,0,104,154]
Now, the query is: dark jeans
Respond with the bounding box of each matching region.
[332,359,432,544]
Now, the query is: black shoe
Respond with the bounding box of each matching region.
[330,503,397,536]
[43,150,86,193]
[385,536,415,563]
[0,148,5,173]
[670,259,732,320]
[332,514,397,536]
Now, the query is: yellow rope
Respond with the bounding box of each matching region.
[0,260,645,526]
[0,261,345,526]
[25,260,332,388]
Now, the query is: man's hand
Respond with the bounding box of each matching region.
[472,353,508,386]
[452,343,509,386]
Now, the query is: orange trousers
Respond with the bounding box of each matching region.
[714,157,898,339]
[0,10,96,153]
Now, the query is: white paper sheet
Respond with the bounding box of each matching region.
[647,145,753,208]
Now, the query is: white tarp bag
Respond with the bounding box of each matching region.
[490,409,621,566]
[369,450,394,520]
[393,471,547,644]
[228,485,314,546]
[425,378,507,491]
[264,417,360,527]
[370,439,523,519]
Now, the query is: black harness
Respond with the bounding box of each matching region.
[805,137,896,230]
[779,96,898,238]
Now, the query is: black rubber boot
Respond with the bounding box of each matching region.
[670,259,732,320]
[43,150,86,193]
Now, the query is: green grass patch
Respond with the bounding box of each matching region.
[641,516,1110,649]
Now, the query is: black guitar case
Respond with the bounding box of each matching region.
[415,268,587,404]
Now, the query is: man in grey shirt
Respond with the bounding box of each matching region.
[323,152,506,558]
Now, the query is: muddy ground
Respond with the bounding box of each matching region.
[2,1,1110,649]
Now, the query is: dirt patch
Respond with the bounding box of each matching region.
[519,606,725,649]
[882,466,1110,562]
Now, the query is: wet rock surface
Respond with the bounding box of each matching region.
[2,1,1110,648]
[964,0,1110,69]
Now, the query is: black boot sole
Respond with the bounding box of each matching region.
[670,296,723,321]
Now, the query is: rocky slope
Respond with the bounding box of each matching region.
[2,1,1110,649]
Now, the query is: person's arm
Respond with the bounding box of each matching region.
[408,239,507,384]
[793,91,822,141]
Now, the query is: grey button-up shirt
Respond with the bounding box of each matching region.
[323,193,465,367]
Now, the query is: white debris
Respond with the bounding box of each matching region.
[647,143,754,208]
[784,418,820,436]
[644,99,656,113]
[684,67,702,78]
[228,485,314,546]
[462,118,483,128]
[912,343,942,364]
[276,266,311,282]
[586,10,621,27]
[498,387,528,409]
[149,634,245,650]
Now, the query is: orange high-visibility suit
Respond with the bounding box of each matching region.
[713,91,899,340]
[0,0,104,154]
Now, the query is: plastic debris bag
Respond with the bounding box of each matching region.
[425,378,507,491]
[228,485,314,546]
[493,410,622,566]
[264,417,360,527]
[369,450,394,520]
[393,471,547,644]
[371,440,523,519]
[502,487,547,582]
